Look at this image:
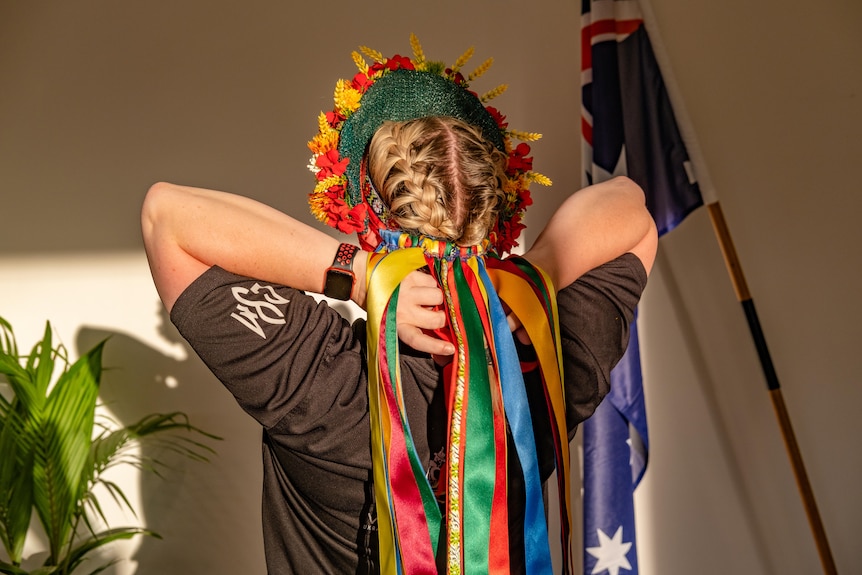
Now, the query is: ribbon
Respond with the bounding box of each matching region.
[366,231,571,574]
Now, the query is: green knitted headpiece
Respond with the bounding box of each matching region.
[307,35,550,254]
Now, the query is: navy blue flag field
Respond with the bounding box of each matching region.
[580,0,703,573]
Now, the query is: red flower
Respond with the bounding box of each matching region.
[485,106,508,130]
[326,110,346,127]
[316,149,350,180]
[507,143,533,174]
[495,215,525,254]
[444,68,465,85]
[335,203,367,234]
[320,196,348,225]
[330,203,349,220]
[352,72,375,93]
[321,196,365,233]
[508,220,525,242]
[386,55,415,71]
[324,184,346,199]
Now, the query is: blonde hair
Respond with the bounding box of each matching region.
[367,117,508,246]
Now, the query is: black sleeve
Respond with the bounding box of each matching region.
[557,253,647,438]
[169,266,365,433]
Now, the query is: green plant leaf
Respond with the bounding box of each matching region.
[32,340,104,563]
[92,412,219,474]
[0,316,216,573]
[0,357,29,387]
[128,412,220,449]
[0,412,33,563]
[61,527,159,574]
[0,558,29,575]
[27,323,55,401]
[0,320,37,411]
[0,323,36,563]
[88,480,135,522]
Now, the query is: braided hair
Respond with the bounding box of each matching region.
[367,117,508,246]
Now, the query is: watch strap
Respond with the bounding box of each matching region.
[331,243,359,272]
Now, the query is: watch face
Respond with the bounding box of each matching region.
[324,269,354,300]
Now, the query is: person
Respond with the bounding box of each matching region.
[142,37,656,575]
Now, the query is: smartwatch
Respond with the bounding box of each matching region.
[323,243,358,301]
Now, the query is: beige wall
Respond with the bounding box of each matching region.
[1,1,859,573]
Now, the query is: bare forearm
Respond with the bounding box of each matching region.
[523,176,657,289]
[141,182,367,311]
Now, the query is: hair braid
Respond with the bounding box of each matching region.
[367,117,508,246]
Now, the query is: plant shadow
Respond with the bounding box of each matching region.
[75,302,266,574]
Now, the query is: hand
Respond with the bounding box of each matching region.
[503,306,532,346]
[396,270,455,357]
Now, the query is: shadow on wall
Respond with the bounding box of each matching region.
[76,303,266,574]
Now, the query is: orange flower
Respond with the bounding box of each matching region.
[308,130,339,155]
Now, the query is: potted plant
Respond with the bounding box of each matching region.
[0,316,217,575]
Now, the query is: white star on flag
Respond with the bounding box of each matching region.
[586,526,633,575]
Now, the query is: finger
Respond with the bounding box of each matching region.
[506,313,533,346]
[409,286,444,308]
[398,306,446,331]
[398,324,455,355]
[401,272,444,306]
[514,327,532,346]
[402,270,439,289]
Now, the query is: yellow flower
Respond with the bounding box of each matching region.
[480,84,508,103]
[527,172,553,186]
[452,46,474,72]
[314,174,344,194]
[503,177,520,198]
[507,129,542,142]
[334,79,362,115]
[409,33,425,65]
[308,190,334,222]
[351,50,368,74]
[467,57,493,82]
[317,111,328,134]
[359,45,384,63]
[308,130,339,155]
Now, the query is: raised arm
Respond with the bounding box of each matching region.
[523,176,658,289]
[141,182,368,313]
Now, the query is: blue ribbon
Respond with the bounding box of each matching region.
[479,260,553,574]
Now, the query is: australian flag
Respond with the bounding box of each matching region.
[581,1,703,574]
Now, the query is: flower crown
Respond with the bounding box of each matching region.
[307,34,551,255]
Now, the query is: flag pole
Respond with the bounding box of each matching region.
[705,201,837,575]
[636,2,838,573]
